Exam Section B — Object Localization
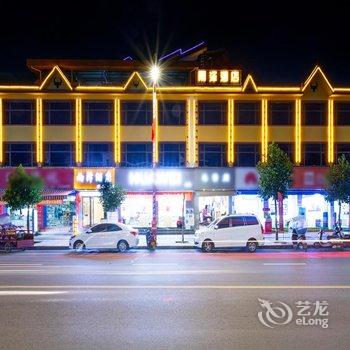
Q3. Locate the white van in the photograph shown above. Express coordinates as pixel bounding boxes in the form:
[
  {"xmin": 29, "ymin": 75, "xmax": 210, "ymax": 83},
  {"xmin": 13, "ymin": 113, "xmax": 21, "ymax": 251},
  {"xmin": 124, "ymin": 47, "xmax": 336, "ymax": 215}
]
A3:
[{"xmin": 194, "ymin": 214, "xmax": 264, "ymax": 252}]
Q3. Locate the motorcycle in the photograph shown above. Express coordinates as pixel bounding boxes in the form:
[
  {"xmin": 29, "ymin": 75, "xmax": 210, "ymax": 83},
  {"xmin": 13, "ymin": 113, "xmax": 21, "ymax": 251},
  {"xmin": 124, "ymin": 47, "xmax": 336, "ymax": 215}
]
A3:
[
  {"xmin": 313, "ymin": 227, "xmax": 344, "ymax": 249},
  {"xmin": 291, "ymin": 227, "xmax": 308, "ymax": 251}
]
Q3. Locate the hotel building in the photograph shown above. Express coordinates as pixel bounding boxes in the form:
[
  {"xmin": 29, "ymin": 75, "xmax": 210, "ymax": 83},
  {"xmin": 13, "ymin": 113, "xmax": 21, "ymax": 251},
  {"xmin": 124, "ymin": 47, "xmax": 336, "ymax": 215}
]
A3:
[{"xmin": 0, "ymin": 43, "xmax": 349, "ymax": 231}]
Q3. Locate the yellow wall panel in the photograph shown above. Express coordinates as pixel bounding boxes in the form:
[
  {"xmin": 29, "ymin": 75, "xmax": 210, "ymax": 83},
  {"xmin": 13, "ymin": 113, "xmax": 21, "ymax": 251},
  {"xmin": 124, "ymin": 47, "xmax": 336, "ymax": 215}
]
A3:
[
  {"xmin": 198, "ymin": 126, "xmax": 227, "ymax": 142},
  {"xmin": 3, "ymin": 126, "xmax": 35, "ymax": 141},
  {"xmin": 121, "ymin": 126, "xmax": 152, "ymax": 142},
  {"xmin": 269, "ymin": 127, "xmax": 294, "ymax": 142},
  {"xmin": 302, "ymin": 126, "xmax": 327, "ymax": 142},
  {"xmin": 82, "ymin": 126, "xmax": 114, "ymax": 142},
  {"xmin": 235, "ymin": 126, "xmax": 260, "ymax": 142},
  {"xmin": 43, "ymin": 126, "xmax": 75, "ymax": 142},
  {"xmin": 158, "ymin": 126, "xmax": 186, "ymax": 142},
  {"xmin": 334, "ymin": 127, "xmax": 350, "ymax": 142}
]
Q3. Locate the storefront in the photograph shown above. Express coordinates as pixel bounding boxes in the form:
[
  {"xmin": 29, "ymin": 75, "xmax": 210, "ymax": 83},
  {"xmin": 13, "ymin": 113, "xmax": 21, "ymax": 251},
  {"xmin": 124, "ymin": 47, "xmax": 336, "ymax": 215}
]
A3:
[
  {"xmin": 117, "ymin": 168, "xmax": 235, "ymax": 230},
  {"xmin": 234, "ymin": 166, "xmax": 335, "ymax": 229},
  {"xmin": 0, "ymin": 168, "xmax": 75, "ymax": 233},
  {"xmin": 74, "ymin": 168, "xmax": 115, "ymax": 228}
]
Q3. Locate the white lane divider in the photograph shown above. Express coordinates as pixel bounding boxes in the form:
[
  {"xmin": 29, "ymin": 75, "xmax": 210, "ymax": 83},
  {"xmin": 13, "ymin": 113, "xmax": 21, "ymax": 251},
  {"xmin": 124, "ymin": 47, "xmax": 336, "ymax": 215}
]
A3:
[
  {"xmin": 263, "ymin": 263, "xmax": 307, "ymax": 266},
  {"xmin": 0, "ymin": 291, "xmax": 67, "ymax": 296}
]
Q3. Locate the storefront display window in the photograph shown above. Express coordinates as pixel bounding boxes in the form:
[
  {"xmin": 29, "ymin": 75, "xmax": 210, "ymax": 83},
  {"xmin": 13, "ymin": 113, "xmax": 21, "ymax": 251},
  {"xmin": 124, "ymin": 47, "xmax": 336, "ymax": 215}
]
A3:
[
  {"xmin": 45, "ymin": 203, "xmax": 75, "ymax": 228},
  {"xmin": 121, "ymin": 194, "xmax": 152, "ymax": 228},
  {"xmin": 199, "ymin": 196, "xmax": 229, "ymax": 224},
  {"xmin": 82, "ymin": 196, "xmax": 104, "ymax": 227}
]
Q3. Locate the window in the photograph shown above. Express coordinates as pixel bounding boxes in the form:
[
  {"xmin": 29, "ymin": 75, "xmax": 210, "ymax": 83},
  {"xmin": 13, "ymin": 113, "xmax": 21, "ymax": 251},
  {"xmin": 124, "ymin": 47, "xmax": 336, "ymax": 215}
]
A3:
[
  {"xmin": 198, "ymin": 101, "xmax": 227, "ymax": 124},
  {"xmin": 231, "ymin": 216, "xmax": 245, "ymax": 227},
  {"xmin": 4, "ymin": 101, "xmax": 34, "ymax": 124},
  {"xmin": 44, "ymin": 101, "xmax": 74, "ymax": 124},
  {"xmin": 159, "ymin": 143, "xmax": 185, "ymax": 167},
  {"xmin": 275, "ymin": 143, "xmax": 293, "ymax": 161},
  {"xmin": 106, "ymin": 224, "xmax": 122, "ymax": 232},
  {"xmin": 336, "ymin": 143, "xmax": 350, "ymax": 162},
  {"xmin": 235, "ymin": 143, "xmax": 260, "ymax": 166},
  {"xmin": 4, "ymin": 143, "xmax": 35, "ymax": 166},
  {"xmin": 335, "ymin": 102, "xmax": 350, "ymax": 125},
  {"xmin": 121, "ymin": 143, "xmax": 152, "ymax": 167},
  {"xmin": 302, "ymin": 102, "xmax": 326, "ymax": 125},
  {"xmin": 44, "ymin": 143, "xmax": 74, "ymax": 166},
  {"xmin": 217, "ymin": 217, "xmax": 230, "ymax": 229},
  {"xmin": 159, "ymin": 101, "xmax": 185, "ymax": 125},
  {"xmin": 303, "ymin": 143, "xmax": 326, "ymax": 166},
  {"xmin": 199, "ymin": 143, "xmax": 227, "ymax": 167},
  {"xmin": 91, "ymin": 224, "xmax": 108, "ymax": 233},
  {"xmin": 83, "ymin": 143, "xmax": 113, "ymax": 167},
  {"xmin": 269, "ymin": 102, "xmax": 293, "ymax": 125},
  {"xmin": 121, "ymin": 101, "xmax": 152, "ymax": 125},
  {"xmin": 83, "ymin": 101, "xmax": 113, "ymax": 125},
  {"xmin": 244, "ymin": 216, "xmax": 259, "ymax": 226},
  {"xmin": 235, "ymin": 101, "xmax": 260, "ymax": 125}
]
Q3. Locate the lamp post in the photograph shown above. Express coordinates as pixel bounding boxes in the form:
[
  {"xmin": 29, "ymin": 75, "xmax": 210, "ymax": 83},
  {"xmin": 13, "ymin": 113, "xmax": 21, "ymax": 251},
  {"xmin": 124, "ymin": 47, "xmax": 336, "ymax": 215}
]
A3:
[{"xmin": 149, "ymin": 65, "xmax": 160, "ymax": 249}]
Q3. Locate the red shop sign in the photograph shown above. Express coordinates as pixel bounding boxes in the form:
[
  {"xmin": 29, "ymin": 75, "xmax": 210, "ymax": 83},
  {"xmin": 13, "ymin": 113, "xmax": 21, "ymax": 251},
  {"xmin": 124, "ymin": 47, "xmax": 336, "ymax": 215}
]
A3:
[
  {"xmin": 0, "ymin": 168, "xmax": 74, "ymax": 190},
  {"xmin": 292, "ymin": 167, "xmax": 328, "ymax": 189}
]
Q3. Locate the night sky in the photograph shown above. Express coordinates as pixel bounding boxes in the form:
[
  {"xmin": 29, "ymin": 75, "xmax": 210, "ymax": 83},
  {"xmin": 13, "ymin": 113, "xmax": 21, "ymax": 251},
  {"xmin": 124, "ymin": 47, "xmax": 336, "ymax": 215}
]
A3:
[{"xmin": 1, "ymin": 0, "xmax": 349, "ymax": 84}]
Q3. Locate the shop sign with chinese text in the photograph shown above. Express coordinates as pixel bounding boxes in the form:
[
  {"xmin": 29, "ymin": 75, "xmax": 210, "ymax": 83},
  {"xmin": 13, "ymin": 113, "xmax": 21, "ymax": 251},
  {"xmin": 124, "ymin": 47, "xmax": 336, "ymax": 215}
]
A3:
[{"xmin": 74, "ymin": 168, "xmax": 115, "ymax": 190}]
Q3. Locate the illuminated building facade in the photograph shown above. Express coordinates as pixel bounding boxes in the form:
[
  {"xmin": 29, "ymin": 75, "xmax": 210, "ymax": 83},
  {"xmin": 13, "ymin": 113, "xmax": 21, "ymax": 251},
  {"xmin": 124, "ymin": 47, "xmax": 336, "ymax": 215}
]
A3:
[{"xmin": 0, "ymin": 43, "xmax": 349, "ymax": 230}]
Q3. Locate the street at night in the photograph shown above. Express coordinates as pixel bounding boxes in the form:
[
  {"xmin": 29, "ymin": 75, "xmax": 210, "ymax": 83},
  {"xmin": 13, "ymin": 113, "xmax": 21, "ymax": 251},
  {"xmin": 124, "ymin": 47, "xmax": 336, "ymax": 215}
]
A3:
[{"xmin": 0, "ymin": 249, "xmax": 350, "ymax": 350}]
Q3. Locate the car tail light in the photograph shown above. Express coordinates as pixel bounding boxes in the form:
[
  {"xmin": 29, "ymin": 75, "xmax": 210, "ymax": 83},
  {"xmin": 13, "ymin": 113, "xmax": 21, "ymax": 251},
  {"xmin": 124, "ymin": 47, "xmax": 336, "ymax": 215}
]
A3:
[{"xmin": 130, "ymin": 230, "xmax": 138, "ymax": 236}]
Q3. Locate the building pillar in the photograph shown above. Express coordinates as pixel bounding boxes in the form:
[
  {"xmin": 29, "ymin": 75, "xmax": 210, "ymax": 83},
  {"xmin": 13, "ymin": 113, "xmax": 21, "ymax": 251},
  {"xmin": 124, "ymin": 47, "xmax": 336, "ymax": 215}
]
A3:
[
  {"xmin": 114, "ymin": 98, "xmax": 121, "ymax": 165},
  {"xmin": 328, "ymin": 99, "xmax": 334, "ymax": 164},
  {"xmin": 227, "ymin": 99, "xmax": 234, "ymax": 166},
  {"xmin": 261, "ymin": 99, "xmax": 268, "ymax": 162},
  {"xmin": 75, "ymin": 98, "xmax": 82, "ymax": 166},
  {"xmin": 186, "ymin": 97, "xmax": 198, "ymax": 167},
  {"xmin": 36, "ymin": 98, "xmax": 43, "ymax": 166},
  {"xmin": 295, "ymin": 99, "xmax": 301, "ymax": 164},
  {"xmin": 0, "ymin": 98, "xmax": 3, "ymax": 165}
]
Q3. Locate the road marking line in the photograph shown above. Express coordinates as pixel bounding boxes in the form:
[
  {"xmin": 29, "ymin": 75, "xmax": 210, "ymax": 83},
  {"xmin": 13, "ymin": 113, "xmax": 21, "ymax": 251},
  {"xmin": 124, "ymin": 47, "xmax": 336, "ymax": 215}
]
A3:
[
  {"xmin": 263, "ymin": 263, "xmax": 307, "ymax": 266},
  {"xmin": 132, "ymin": 263, "xmax": 179, "ymax": 266},
  {"xmin": 0, "ymin": 291, "xmax": 67, "ymax": 296},
  {"xmin": 0, "ymin": 285, "xmax": 350, "ymax": 289}
]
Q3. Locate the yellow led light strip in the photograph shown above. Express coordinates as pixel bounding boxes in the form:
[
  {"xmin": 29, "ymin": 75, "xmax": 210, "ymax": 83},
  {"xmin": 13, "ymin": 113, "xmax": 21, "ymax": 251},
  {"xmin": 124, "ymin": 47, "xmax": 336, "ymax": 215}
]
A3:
[
  {"xmin": 302, "ymin": 66, "xmax": 333, "ymax": 93},
  {"xmin": 193, "ymin": 98, "xmax": 198, "ymax": 166},
  {"xmin": 36, "ymin": 98, "xmax": 43, "ymax": 163},
  {"xmin": 0, "ymin": 99, "xmax": 2, "ymax": 163},
  {"xmin": 75, "ymin": 98, "xmax": 82, "ymax": 164},
  {"xmin": 295, "ymin": 99, "xmax": 301, "ymax": 164},
  {"xmin": 261, "ymin": 99, "xmax": 268, "ymax": 162},
  {"xmin": 242, "ymin": 74, "xmax": 258, "ymax": 93},
  {"xmin": 124, "ymin": 71, "xmax": 148, "ymax": 91},
  {"xmin": 227, "ymin": 99, "xmax": 234, "ymax": 164},
  {"xmin": 114, "ymin": 98, "xmax": 121, "ymax": 164},
  {"xmin": 39, "ymin": 65, "xmax": 73, "ymax": 91},
  {"xmin": 328, "ymin": 99, "xmax": 334, "ymax": 163}
]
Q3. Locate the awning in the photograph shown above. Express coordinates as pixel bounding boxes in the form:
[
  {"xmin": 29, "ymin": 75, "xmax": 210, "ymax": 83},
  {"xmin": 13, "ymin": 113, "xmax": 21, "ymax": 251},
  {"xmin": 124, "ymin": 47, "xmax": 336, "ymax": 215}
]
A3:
[{"xmin": 0, "ymin": 189, "xmax": 73, "ymax": 205}]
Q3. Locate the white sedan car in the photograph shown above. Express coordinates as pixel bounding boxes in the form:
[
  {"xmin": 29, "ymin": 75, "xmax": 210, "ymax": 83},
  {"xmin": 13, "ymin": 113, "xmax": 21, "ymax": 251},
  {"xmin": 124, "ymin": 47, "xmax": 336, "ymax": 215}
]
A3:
[{"xmin": 69, "ymin": 222, "xmax": 139, "ymax": 252}]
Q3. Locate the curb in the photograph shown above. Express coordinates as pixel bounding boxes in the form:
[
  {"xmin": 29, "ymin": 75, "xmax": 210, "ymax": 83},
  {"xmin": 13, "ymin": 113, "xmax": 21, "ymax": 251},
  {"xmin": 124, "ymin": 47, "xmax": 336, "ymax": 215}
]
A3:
[{"xmin": 31, "ymin": 244, "xmax": 294, "ymax": 250}]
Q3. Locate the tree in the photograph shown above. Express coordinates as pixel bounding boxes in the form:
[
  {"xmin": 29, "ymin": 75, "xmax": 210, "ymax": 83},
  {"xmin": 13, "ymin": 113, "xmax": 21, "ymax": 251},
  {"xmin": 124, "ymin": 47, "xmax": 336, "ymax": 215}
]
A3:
[
  {"xmin": 3, "ymin": 166, "xmax": 43, "ymax": 234},
  {"xmin": 257, "ymin": 143, "xmax": 293, "ymax": 240},
  {"xmin": 98, "ymin": 180, "xmax": 126, "ymax": 219},
  {"xmin": 325, "ymin": 154, "xmax": 350, "ymax": 227}
]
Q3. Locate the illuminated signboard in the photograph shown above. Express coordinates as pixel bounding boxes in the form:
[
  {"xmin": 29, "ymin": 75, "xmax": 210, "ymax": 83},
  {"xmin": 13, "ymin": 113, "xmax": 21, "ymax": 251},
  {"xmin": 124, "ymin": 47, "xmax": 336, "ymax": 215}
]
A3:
[
  {"xmin": 74, "ymin": 168, "xmax": 115, "ymax": 190},
  {"xmin": 196, "ymin": 69, "xmax": 241, "ymax": 85},
  {"xmin": 116, "ymin": 169, "xmax": 234, "ymax": 191}
]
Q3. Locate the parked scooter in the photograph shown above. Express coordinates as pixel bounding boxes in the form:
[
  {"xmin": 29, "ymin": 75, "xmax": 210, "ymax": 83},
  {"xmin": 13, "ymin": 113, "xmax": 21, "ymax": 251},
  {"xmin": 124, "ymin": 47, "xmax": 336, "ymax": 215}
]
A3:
[
  {"xmin": 291, "ymin": 227, "xmax": 308, "ymax": 251},
  {"xmin": 313, "ymin": 227, "xmax": 344, "ymax": 249}
]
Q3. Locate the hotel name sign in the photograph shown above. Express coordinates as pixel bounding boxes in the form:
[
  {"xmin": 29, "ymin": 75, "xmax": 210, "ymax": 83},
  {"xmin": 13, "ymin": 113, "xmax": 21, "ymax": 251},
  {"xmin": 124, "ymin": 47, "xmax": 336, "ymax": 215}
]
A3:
[{"xmin": 196, "ymin": 69, "xmax": 241, "ymax": 85}]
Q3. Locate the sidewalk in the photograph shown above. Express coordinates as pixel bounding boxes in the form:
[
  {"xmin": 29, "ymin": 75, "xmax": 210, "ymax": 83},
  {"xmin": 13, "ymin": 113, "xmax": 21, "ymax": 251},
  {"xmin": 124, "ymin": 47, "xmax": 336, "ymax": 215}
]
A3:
[{"xmin": 34, "ymin": 230, "xmax": 321, "ymax": 249}]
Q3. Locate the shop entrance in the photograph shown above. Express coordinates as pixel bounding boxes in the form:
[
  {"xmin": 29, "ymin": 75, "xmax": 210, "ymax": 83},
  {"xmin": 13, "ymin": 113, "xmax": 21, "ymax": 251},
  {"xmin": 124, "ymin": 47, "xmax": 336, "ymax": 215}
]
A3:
[{"xmin": 82, "ymin": 196, "xmax": 104, "ymax": 227}]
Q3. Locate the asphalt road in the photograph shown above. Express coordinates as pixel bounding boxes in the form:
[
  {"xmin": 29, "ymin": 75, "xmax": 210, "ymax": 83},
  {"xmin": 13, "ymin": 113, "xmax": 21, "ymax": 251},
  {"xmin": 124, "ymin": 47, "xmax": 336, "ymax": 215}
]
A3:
[{"xmin": 0, "ymin": 248, "xmax": 350, "ymax": 350}]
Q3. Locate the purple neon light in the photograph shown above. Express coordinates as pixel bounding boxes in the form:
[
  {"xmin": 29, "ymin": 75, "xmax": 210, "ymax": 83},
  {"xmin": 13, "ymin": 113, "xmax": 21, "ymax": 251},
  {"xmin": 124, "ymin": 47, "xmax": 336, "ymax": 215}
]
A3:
[
  {"xmin": 159, "ymin": 41, "xmax": 206, "ymax": 61},
  {"xmin": 123, "ymin": 56, "xmax": 133, "ymax": 61}
]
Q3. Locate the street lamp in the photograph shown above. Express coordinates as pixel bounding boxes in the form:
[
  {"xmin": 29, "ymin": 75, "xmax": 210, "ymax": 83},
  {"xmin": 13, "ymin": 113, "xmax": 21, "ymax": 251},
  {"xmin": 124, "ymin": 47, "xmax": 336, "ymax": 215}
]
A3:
[{"xmin": 149, "ymin": 64, "xmax": 160, "ymax": 249}]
